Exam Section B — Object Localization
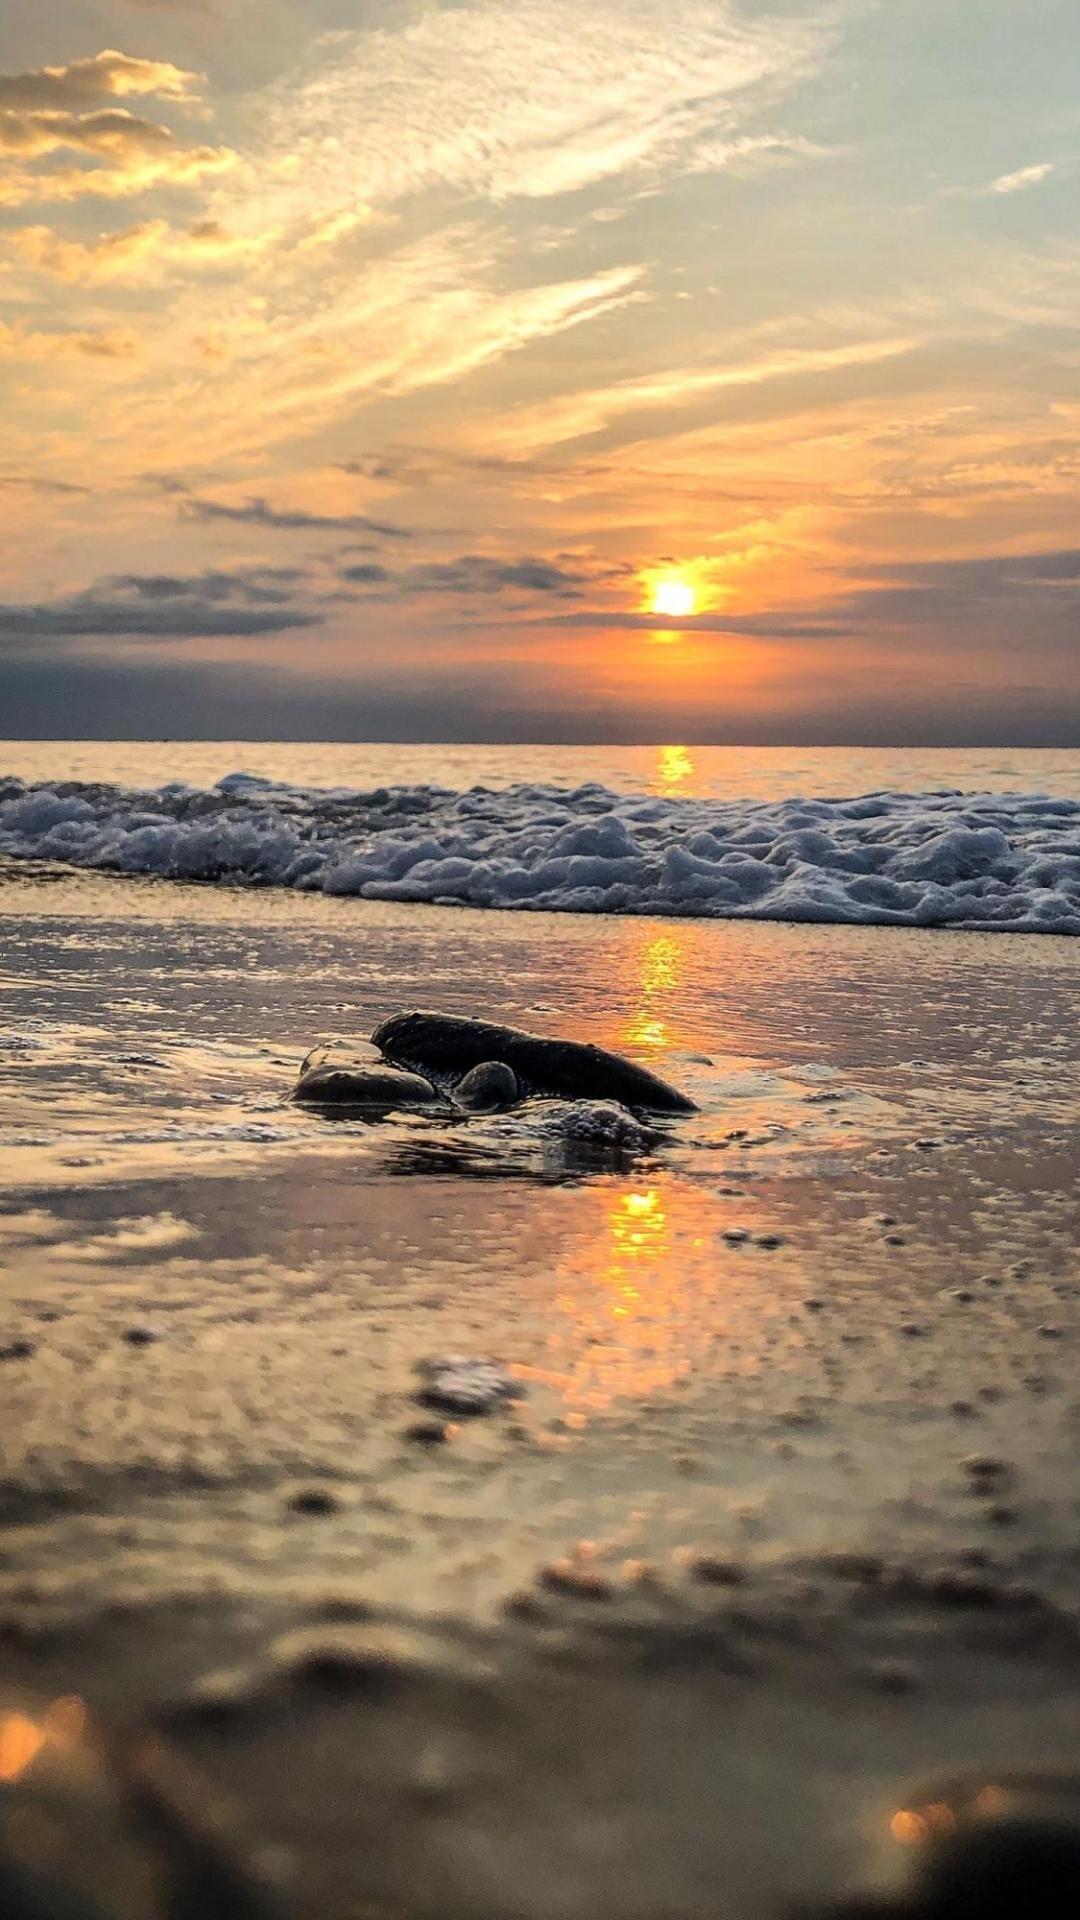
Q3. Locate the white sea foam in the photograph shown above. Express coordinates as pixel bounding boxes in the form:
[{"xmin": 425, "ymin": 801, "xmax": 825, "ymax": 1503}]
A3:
[{"xmin": 0, "ymin": 771, "xmax": 1077, "ymax": 933}]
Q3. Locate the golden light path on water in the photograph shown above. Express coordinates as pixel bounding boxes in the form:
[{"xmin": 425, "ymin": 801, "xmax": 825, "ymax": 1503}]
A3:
[{"xmin": 522, "ymin": 821, "xmax": 788, "ymax": 1415}]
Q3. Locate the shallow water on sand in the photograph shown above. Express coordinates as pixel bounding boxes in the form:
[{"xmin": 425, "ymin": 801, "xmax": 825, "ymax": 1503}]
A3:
[{"xmin": 0, "ymin": 863, "xmax": 1078, "ymax": 1918}]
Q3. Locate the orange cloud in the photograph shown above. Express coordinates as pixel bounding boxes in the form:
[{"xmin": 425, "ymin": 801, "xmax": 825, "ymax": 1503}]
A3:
[
  {"xmin": 0, "ymin": 209, "xmax": 374, "ymax": 284},
  {"xmin": 0, "ymin": 142, "xmax": 236, "ymax": 207},
  {"xmin": 0, "ymin": 50, "xmax": 199, "ymax": 109},
  {"xmin": 0, "ymin": 320, "xmax": 140, "ymax": 361},
  {"xmin": 0, "ymin": 106, "xmax": 176, "ymax": 158}
]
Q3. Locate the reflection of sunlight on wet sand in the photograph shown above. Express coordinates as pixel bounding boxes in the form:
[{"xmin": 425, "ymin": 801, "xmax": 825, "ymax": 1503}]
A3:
[
  {"xmin": 0, "ymin": 1697, "xmax": 87, "ymax": 1782},
  {"xmin": 522, "ymin": 1172, "xmax": 801, "ymax": 1415},
  {"xmin": 543, "ymin": 1184, "xmax": 688, "ymax": 1410},
  {"xmin": 528, "ymin": 1181, "xmax": 769, "ymax": 1414},
  {"xmin": 624, "ymin": 929, "xmax": 685, "ymax": 1054}
]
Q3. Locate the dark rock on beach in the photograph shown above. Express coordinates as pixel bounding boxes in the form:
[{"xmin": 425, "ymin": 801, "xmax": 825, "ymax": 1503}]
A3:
[
  {"xmin": 454, "ymin": 1059, "xmax": 520, "ymax": 1110},
  {"xmin": 373, "ymin": 1009, "xmax": 697, "ymax": 1112},
  {"xmin": 293, "ymin": 1061, "xmax": 442, "ymax": 1109}
]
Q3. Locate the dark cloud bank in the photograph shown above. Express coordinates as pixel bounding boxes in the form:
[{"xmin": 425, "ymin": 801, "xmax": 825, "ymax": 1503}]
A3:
[{"xmin": 1, "ymin": 549, "xmax": 1076, "ymax": 744}]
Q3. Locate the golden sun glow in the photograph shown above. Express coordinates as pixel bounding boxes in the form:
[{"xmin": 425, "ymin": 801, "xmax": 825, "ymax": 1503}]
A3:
[{"xmin": 650, "ymin": 575, "xmax": 697, "ymax": 618}]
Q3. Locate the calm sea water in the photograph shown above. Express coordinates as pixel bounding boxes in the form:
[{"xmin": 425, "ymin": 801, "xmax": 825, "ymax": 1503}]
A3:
[{"xmin": 2, "ymin": 741, "xmax": 1077, "ymax": 802}]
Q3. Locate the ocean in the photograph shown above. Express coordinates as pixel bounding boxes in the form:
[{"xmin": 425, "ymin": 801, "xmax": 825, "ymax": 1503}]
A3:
[
  {"xmin": 0, "ymin": 741, "xmax": 1077, "ymax": 1920},
  {"xmin": 2, "ymin": 742, "xmax": 1078, "ymax": 933}
]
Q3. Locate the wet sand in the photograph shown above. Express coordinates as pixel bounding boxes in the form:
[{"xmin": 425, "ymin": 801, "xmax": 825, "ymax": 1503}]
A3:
[{"xmin": 1, "ymin": 864, "xmax": 1078, "ymax": 1916}]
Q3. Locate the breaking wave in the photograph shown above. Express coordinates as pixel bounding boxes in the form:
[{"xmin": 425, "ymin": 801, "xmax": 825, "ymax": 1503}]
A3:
[{"xmin": 1, "ymin": 771, "xmax": 1077, "ymax": 933}]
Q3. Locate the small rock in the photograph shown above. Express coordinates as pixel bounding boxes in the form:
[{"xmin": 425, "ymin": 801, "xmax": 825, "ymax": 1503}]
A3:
[
  {"xmin": 404, "ymin": 1420, "xmax": 449, "ymax": 1447},
  {"xmin": 0, "ymin": 1338, "xmax": 35, "ymax": 1362},
  {"xmin": 803, "ymin": 1297, "xmax": 826, "ymax": 1311},
  {"xmin": 689, "ymin": 1555, "xmax": 746, "ymax": 1588},
  {"xmin": 415, "ymin": 1354, "xmax": 523, "ymax": 1416},
  {"xmin": 274, "ymin": 1623, "xmax": 427, "ymax": 1691},
  {"xmin": 123, "ymin": 1324, "xmax": 161, "ymax": 1347},
  {"xmin": 288, "ymin": 1487, "xmax": 340, "ymax": 1516},
  {"xmin": 503, "ymin": 1589, "xmax": 548, "ymax": 1622},
  {"xmin": 962, "ymin": 1454, "xmax": 1010, "ymax": 1481},
  {"xmin": 755, "ymin": 1233, "xmax": 785, "ymax": 1250},
  {"xmin": 1038, "ymin": 1325, "xmax": 1064, "ymax": 1339},
  {"xmin": 884, "ymin": 1233, "xmax": 907, "ymax": 1247},
  {"xmin": 721, "ymin": 1228, "xmax": 750, "ymax": 1245},
  {"xmin": 538, "ymin": 1557, "xmax": 614, "ymax": 1601},
  {"xmin": 900, "ymin": 1322, "xmax": 927, "ymax": 1337},
  {"xmin": 454, "ymin": 1060, "xmax": 519, "ymax": 1111},
  {"xmin": 164, "ymin": 1665, "xmax": 260, "ymax": 1726},
  {"xmin": 294, "ymin": 1062, "xmax": 441, "ymax": 1109},
  {"xmin": 911, "ymin": 1816, "xmax": 1080, "ymax": 1914},
  {"xmin": 866, "ymin": 1659, "xmax": 918, "ymax": 1695},
  {"xmin": 931, "ymin": 1571, "xmax": 1001, "ymax": 1609}
]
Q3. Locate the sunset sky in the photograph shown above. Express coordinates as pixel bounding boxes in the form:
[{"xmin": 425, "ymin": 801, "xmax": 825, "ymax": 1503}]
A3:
[{"xmin": 1, "ymin": 0, "xmax": 1077, "ymax": 742}]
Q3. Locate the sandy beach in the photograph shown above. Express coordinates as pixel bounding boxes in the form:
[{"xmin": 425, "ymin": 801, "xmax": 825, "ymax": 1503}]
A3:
[{"xmin": 1, "ymin": 824, "xmax": 1077, "ymax": 1916}]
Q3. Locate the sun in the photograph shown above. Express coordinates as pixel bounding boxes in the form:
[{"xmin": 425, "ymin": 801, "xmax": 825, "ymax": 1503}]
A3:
[{"xmin": 650, "ymin": 574, "xmax": 696, "ymax": 618}]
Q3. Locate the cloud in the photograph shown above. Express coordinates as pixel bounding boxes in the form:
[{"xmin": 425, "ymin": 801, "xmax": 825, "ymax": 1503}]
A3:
[
  {"xmin": 340, "ymin": 550, "xmax": 633, "ymax": 599},
  {"xmin": 0, "ymin": 320, "xmax": 140, "ymax": 361},
  {"xmin": 0, "ymin": 56, "xmax": 231, "ymax": 207},
  {"xmin": 469, "ymin": 332, "xmax": 922, "ymax": 455},
  {"xmin": 0, "ymin": 570, "xmax": 321, "ymax": 644},
  {"xmin": 0, "ymin": 106, "xmax": 177, "ymax": 159},
  {"xmin": 0, "ymin": 141, "xmax": 236, "ymax": 207},
  {"xmin": 119, "ymin": 0, "xmax": 216, "ymax": 11},
  {"xmin": 536, "ymin": 548, "xmax": 1080, "ymax": 643},
  {"xmin": 107, "ymin": 231, "xmax": 644, "ymax": 464},
  {"xmin": 257, "ymin": 0, "xmax": 831, "ymax": 216},
  {"xmin": 988, "ymin": 162, "xmax": 1055, "ymax": 197},
  {"xmin": 688, "ymin": 132, "xmax": 841, "ymax": 176},
  {"xmin": 946, "ymin": 162, "xmax": 1056, "ymax": 201},
  {"xmin": 846, "ymin": 549, "xmax": 1080, "ymax": 610},
  {"xmin": 181, "ymin": 493, "xmax": 413, "ymax": 538},
  {"xmin": 0, "ymin": 474, "xmax": 89, "ymax": 495},
  {"xmin": 0, "ymin": 211, "xmax": 370, "ymax": 284},
  {"xmin": 0, "ymin": 51, "xmax": 199, "ymax": 110}
]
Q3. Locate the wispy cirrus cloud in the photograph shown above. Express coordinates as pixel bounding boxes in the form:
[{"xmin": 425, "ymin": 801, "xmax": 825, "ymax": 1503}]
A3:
[
  {"xmin": 0, "ymin": 320, "xmax": 140, "ymax": 360},
  {"xmin": 945, "ymin": 161, "xmax": 1056, "ymax": 200},
  {"xmin": 0, "ymin": 209, "xmax": 372, "ymax": 284},
  {"xmin": 255, "ymin": 0, "xmax": 834, "ymax": 216},
  {"xmin": 464, "ymin": 332, "xmax": 923, "ymax": 455}
]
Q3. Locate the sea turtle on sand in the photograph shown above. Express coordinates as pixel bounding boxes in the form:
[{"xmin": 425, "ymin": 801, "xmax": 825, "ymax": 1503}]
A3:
[{"xmin": 372, "ymin": 1010, "xmax": 697, "ymax": 1113}]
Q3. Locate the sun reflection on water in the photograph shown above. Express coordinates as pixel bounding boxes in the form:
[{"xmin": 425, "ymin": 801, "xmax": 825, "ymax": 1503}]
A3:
[{"xmin": 655, "ymin": 743, "xmax": 695, "ymax": 792}]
